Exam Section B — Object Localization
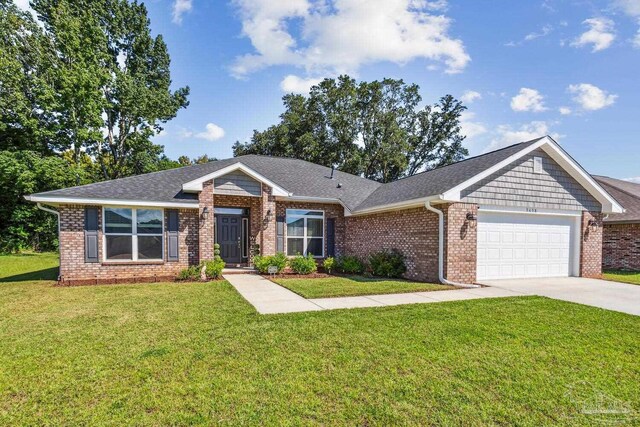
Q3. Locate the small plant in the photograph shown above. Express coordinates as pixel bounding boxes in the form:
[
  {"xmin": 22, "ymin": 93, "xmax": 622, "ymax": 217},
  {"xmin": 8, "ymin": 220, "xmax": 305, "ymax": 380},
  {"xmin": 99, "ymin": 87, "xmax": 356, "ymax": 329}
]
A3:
[
  {"xmin": 289, "ymin": 253, "xmax": 318, "ymax": 275},
  {"xmin": 177, "ymin": 265, "xmax": 200, "ymax": 281},
  {"xmin": 369, "ymin": 249, "xmax": 406, "ymax": 278},
  {"xmin": 335, "ymin": 255, "xmax": 365, "ymax": 274},
  {"xmin": 201, "ymin": 258, "xmax": 225, "ymax": 280},
  {"xmin": 323, "ymin": 257, "xmax": 335, "ymax": 274},
  {"xmin": 253, "ymin": 252, "xmax": 288, "ymax": 274}
]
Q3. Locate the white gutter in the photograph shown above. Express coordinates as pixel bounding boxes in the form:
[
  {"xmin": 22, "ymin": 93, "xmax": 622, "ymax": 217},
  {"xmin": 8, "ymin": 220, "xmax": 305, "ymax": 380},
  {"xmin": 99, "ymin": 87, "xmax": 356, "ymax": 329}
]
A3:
[{"xmin": 425, "ymin": 198, "xmax": 480, "ymax": 289}]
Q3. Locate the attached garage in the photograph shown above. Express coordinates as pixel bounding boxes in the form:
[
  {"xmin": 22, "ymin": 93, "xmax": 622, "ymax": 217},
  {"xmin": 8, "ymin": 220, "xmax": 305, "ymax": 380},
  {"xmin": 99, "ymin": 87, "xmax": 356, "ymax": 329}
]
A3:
[{"xmin": 477, "ymin": 211, "xmax": 581, "ymax": 280}]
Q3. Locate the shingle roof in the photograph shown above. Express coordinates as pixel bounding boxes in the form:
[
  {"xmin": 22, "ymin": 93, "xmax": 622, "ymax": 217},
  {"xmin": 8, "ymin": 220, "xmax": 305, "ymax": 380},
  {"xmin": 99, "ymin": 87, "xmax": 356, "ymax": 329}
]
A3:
[
  {"xmin": 30, "ymin": 138, "xmax": 549, "ymax": 212},
  {"xmin": 31, "ymin": 155, "xmax": 382, "ymax": 211},
  {"xmin": 593, "ymin": 176, "xmax": 640, "ymax": 223},
  {"xmin": 352, "ymin": 138, "xmax": 544, "ymax": 212}
]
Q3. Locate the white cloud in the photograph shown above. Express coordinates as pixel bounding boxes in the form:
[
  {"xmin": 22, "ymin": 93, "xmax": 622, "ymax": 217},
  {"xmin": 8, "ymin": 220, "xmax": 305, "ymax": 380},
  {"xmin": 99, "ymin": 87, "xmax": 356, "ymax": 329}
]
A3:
[
  {"xmin": 156, "ymin": 129, "xmax": 168, "ymax": 137},
  {"xmin": 485, "ymin": 121, "xmax": 560, "ymax": 152},
  {"xmin": 510, "ymin": 88, "xmax": 547, "ymax": 112},
  {"xmin": 195, "ymin": 123, "xmax": 225, "ymax": 141},
  {"xmin": 460, "ymin": 112, "xmax": 487, "ymax": 140},
  {"xmin": 230, "ymin": 0, "xmax": 470, "ymax": 78},
  {"xmin": 614, "ymin": 0, "xmax": 640, "ymax": 17},
  {"xmin": 634, "ymin": 31, "xmax": 640, "ymax": 48},
  {"xmin": 559, "ymin": 106, "xmax": 572, "ymax": 115},
  {"xmin": 460, "ymin": 90, "xmax": 481, "ymax": 104},
  {"xmin": 505, "ymin": 24, "xmax": 552, "ymax": 46},
  {"xmin": 624, "ymin": 177, "xmax": 640, "ymax": 184},
  {"xmin": 571, "ymin": 17, "xmax": 616, "ymax": 52},
  {"xmin": 280, "ymin": 75, "xmax": 323, "ymax": 94},
  {"xmin": 172, "ymin": 0, "xmax": 192, "ymax": 24},
  {"xmin": 568, "ymin": 83, "xmax": 617, "ymax": 111}
]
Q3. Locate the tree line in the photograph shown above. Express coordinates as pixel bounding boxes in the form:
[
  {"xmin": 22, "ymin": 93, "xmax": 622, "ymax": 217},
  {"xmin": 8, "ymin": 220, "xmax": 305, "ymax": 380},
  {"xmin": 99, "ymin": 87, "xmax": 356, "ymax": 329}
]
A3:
[{"xmin": 0, "ymin": 0, "xmax": 468, "ymax": 253}]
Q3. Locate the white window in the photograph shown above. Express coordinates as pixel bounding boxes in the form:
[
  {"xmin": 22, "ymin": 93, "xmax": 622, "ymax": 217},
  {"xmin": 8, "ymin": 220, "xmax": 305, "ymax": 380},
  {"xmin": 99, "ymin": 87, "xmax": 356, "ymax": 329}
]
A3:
[
  {"xmin": 286, "ymin": 209, "xmax": 324, "ymax": 257},
  {"xmin": 103, "ymin": 208, "xmax": 164, "ymax": 261}
]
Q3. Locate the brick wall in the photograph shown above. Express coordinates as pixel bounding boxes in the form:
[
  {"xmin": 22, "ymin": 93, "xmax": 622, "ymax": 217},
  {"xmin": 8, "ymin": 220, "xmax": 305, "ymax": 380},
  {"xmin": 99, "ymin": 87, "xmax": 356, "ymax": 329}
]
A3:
[
  {"xmin": 198, "ymin": 180, "xmax": 215, "ymax": 260},
  {"xmin": 58, "ymin": 205, "xmax": 198, "ymax": 285},
  {"xmin": 602, "ymin": 223, "xmax": 640, "ymax": 271},
  {"xmin": 276, "ymin": 201, "xmax": 346, "ymax": 258},
  {"xmin": 261, "ymin": 184, "xmax": 277, "ymax": 255},
  {"xmin": 442, "ymin": 203, "xmax": 478, "ymax": 284},
  {"xmin": 344, "ymin": 207, "xmax": 440, "ymax": 282},
  {"xmin": 580, "ymin": 211, "xmax": 604, "ymax": 278}
]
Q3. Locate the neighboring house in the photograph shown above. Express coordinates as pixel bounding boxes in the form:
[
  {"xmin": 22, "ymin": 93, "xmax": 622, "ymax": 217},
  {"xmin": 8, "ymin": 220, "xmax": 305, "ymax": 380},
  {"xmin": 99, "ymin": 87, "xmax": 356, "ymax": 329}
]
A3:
[
  {"xmin": 26, "ymin": 136, "xmax": 623, "ymax": 285},
  {"xmin": 593, "ymin": 176, "xmax": 640, "ymax": 271}
]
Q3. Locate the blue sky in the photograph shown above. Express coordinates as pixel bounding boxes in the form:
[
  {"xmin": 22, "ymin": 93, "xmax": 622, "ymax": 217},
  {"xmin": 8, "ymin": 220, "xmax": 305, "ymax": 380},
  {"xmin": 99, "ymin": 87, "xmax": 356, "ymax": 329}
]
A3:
[{"xmin": 17, "ymin": 0, "xmax": 640, "ymax": 181}]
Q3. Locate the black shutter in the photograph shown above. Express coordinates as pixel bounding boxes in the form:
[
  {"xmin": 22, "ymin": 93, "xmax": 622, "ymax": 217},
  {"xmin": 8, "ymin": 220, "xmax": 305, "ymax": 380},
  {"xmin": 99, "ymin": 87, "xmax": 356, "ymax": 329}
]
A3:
[
  {"xmin": 276, "ymin": 215, "xmax": 285, "ymax": 253},
  {"xmin": 167, "ymin": 210, "xmax": 179, "ymax": 262},
  {"xmin": 326, "ymin": 218, "xmax": 335, "ymax": 257},
  {"xmin": 84, "ymin": 207, "xmax": 99, "ymax": 263}
]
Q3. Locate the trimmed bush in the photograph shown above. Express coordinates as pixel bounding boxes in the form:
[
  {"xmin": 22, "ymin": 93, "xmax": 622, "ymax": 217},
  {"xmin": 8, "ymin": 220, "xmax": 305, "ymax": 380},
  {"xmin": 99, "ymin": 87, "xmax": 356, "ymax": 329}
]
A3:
[
  {"xmin": 289, "ymin": 254, "xmax": 318, "ymax": 275},
  {"xmin": 177, "ymin": 265, "xmax": 200, "ymax": 281},
  {"xmin": 253, "ymin": 252, "xmax": 288, "ymax": 274},
  {"xmin": 202, "ymin": 258, "xmax": 225, "ymax": 280},
  {"xmin": 335, "ymin": 255, "xmax": 365, "ymax": 274},
  {"xmin": 323, "ymin": 257, "xmax": 335, "ymax": 274},
  {"xmin": 369, "ymin": 249, "xmax": 406, "ymax": 278}
]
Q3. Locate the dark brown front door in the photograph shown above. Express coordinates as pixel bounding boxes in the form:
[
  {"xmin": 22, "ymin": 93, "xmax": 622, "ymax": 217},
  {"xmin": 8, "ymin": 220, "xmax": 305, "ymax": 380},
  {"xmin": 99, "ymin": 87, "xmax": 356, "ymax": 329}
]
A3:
[{"xmin": 216, "ymin": 214, "xmax": 241, "ymax": 263}]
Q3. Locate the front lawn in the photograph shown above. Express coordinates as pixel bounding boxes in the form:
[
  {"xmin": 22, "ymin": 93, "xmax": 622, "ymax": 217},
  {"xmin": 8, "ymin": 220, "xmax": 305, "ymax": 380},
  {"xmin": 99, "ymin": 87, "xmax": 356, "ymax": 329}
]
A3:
[
  {"xmin": 1, "ymin": 254, "xmax": 639, "ymax": 425},
  {"xmin": 603, "ymin": 270, "xmax": 640, "ymax": 285},
  {"xmin": 272, "ymin": 275, "xmax": 455, "ymax": 298}
]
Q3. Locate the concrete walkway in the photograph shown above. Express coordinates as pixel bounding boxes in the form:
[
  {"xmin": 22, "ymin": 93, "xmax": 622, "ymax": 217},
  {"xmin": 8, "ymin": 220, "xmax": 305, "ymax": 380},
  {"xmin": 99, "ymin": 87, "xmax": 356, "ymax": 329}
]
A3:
[
  {"xmin": 482, "ymin": 277, "xmax": 640, "ymax": 316},
  {"xmin": 224, "ymin": 273, "xmax": 522, "ymax": 314},
  {"xmin": 223, "ymin": 274, "xmax": 324, "ymax": 314}
]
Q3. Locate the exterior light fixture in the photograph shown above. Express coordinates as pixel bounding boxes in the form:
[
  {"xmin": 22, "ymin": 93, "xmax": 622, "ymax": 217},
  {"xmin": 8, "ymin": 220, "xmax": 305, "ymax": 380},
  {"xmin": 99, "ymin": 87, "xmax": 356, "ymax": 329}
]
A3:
[
  {"xmin": 588, "ymin": 219, "xmax": 599, "ymax": 230},
  {"xmin": 202, "ymin": 207, "xmax": 210, "ymax": 220},
  {"xmin": 466, "ymin": 212, "xmax": 477, "ymax": 221}
]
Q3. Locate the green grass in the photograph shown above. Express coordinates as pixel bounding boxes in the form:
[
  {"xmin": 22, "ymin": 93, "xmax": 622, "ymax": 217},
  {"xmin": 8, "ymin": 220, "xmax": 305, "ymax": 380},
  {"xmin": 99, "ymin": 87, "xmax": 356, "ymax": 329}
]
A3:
[
  {"xmin": 1, "ymin": 255, "xmax": 639, "ymax": 425},
  {"xmin": 0, "ymin": 252, "xmax": 59, "ymax": 282},
  {"xmin": 273, "ymin": 275, "xmax": 455, "ymax": 298},
  {"xmin": 603, "ymin": 270, "xmax": 640, "ymax": 285}
]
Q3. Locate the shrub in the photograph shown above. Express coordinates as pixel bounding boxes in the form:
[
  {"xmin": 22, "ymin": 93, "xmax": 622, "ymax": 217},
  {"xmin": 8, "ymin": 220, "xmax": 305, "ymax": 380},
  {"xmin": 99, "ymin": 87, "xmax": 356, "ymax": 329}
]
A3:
[
  {"xmin": 335, "ymin": 255, "xmax": 365, "ymax": 274},
  {"xmin": 289, "ymin": 254, "xmax": 318, "ymax": 275},
  {"xmin": 202, "ymin": 258, "xmax": 225, "ymax": 280},
  {"xmin": 323, "ymin": 257, "xmax": 335, "ymax": 274},
  {"xmin": 177, "ymin": 265, "xmax": 200, "ymax": 281},
  {"xmin": 369, "ymin": 249, "xmax": 406, "ymax": 278},
  {"xmin": 253, "ymin": 252, "xmax": 288, "ymax": 274}
]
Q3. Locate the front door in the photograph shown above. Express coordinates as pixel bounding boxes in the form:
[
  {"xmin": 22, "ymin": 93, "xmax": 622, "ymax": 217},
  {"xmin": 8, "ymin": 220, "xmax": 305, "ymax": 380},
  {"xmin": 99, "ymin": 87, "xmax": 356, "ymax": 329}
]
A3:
[{"xmin": 216, "ymin": 214, "xmax": 242, "ymax": 263}]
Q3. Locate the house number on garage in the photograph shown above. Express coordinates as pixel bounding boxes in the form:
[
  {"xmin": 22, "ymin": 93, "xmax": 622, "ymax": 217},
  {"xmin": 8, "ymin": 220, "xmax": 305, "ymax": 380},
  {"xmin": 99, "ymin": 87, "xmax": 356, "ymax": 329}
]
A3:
[{"xmin": 526, "ymin": 208, "xmax": 538, "ymax": 213}]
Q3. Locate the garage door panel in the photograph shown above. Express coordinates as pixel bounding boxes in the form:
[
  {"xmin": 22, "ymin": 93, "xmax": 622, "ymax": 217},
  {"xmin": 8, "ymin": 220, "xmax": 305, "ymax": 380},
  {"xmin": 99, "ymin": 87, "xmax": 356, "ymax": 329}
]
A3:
[{"xmin": 477, "ymin": 212, "xmax": 575, "ymax": 280}]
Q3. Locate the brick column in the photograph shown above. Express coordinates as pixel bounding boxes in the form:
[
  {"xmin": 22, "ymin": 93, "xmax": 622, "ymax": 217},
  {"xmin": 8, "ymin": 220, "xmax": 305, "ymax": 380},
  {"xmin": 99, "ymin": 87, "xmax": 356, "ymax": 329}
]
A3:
[
  {"xmin": 580, "ymin": 211, "xmax": 604, "ymax": 278},
  {"xmin": 442, "ymin": 203, "xmax": 478, "ymax": 284},
  {"xmin": 198, "ymin": 180, "xmax": 214, "ymax": 261},
  {"xmin": 261, "ymin": 184, "xmax": 277, "ymax": 255}
]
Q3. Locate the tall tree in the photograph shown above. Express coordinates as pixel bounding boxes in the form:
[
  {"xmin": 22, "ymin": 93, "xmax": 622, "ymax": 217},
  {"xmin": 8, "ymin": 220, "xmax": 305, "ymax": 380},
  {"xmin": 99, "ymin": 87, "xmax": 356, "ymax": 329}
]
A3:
[
  {"xmin": 234, "ymin": 76, "xmax": 468, "ymax": 183},
  {"xmin": 0, "ymin": 0, "xmax": 58, "ymax": 153},
  {"xmin": 32, "ymin": 0, "xmax": 189, "ymax": 178}
]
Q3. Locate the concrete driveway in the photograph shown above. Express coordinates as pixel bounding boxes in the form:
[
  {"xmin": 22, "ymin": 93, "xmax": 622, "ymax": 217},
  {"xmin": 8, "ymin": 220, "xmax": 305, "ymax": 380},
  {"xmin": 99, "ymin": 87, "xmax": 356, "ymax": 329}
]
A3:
[{"xmin": 481, "ymin": 277, "xmax": 640, "ymax": 316}]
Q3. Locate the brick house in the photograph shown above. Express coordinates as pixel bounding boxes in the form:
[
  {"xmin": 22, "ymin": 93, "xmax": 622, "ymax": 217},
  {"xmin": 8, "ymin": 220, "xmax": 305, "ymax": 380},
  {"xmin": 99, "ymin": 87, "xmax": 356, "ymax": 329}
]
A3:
[
  {"xmin": 593, "ymin": 176, "xmax": 640, "ymax": 271},
  {"xmin": 26, "ymin": 136, "xmax": 623, "ymax": 285}
]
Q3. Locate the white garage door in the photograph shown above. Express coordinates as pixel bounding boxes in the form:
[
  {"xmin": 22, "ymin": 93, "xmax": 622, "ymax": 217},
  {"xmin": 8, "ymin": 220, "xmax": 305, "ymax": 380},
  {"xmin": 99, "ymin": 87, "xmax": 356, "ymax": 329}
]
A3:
[{"xmin": 477, "ymin": 211, "xmax": 577, "ymax": 280}]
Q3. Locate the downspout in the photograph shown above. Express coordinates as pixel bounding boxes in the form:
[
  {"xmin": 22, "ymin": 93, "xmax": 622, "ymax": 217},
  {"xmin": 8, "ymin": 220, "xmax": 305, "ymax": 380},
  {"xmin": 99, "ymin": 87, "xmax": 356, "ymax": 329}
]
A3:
[{"xmin": 425, "ymin": 199, "xmax": 480, "ymax": 288}]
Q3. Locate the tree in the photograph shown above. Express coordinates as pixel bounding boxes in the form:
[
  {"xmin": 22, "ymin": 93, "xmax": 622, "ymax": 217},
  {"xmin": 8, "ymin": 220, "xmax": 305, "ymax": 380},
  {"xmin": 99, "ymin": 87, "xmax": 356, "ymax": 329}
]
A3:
[
  {"xmin": 234, "ymin": 76, "xmax": 468, "ymax": 183},
  {"xmin": 32, "ymin": 0, "xmax": 189, "ymax": 179},
  {"xmin": 0, "ymin": 0, "xmax": 58, "ymax": 153}
]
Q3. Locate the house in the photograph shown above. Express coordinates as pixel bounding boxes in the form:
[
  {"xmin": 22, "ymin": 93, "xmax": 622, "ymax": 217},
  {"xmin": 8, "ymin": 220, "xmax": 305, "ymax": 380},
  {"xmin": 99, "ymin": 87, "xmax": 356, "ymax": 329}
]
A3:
[
  {"xmin": 593, "ymin": 176, "xmax": 640, "ymax": 271},
  {"xmin": 26, "ymin": 136, "xmax": 623, "ymax": 285}
]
